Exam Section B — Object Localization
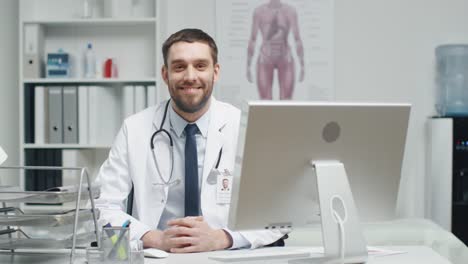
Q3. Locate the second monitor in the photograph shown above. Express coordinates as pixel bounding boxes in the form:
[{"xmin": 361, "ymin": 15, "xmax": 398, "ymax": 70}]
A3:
[{"xmin": 228, "ymin": 101, "xmax": 410, "ymax": 262}]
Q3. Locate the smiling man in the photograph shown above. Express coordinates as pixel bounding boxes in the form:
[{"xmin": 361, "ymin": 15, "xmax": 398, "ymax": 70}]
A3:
[
  {"xmin": 95, "ymin": 28, "xmax": 286, "ymax": 253},
  {"xmin": 163, "ymin": 35, "xmax": 218, "ymax": 122}
]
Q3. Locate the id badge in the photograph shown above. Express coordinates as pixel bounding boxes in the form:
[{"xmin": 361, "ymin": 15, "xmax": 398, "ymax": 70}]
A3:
[{"xmin": 216, "ymin": 172, "xmax": 233, "ymax": 204}]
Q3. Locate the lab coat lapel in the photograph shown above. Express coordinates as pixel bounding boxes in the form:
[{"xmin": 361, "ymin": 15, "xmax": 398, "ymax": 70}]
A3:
[
  {"xmin": 152, "ymin": 99, "xmax": 170, "ymax": 131},
  {"xmin": 202, "ymin": 100, "xmax": 226, "ymax": 183}
]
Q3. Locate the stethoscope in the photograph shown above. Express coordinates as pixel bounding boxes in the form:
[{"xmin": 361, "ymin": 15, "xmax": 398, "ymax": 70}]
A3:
[{"xmin": 150, "ymin": 100, "xmax": 223, "ymax": 187}]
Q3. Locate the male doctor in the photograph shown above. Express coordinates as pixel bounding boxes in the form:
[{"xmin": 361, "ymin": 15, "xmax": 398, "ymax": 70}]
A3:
[{"xmin": 95, "ymin": 28, "xmax": 286, "ymax": 253}]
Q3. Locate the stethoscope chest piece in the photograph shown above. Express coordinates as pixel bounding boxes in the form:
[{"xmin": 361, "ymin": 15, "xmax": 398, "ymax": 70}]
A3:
[{"xmin": 206, "ymin": 168, "xmax": 219, "ymax": 185}]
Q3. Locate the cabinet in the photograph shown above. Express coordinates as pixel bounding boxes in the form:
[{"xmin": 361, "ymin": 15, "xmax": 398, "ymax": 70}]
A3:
[
  {"xmin": 18, "ymin": 0, "xmax": 162, "ymax": 205},
  {"xmin": 426, "ymin": 117, "xmax": 468, "ymax": 246}
]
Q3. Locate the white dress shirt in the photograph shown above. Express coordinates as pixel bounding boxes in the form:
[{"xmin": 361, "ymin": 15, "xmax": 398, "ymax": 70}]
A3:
[{"xmin": 157, "ymin": 104, "xmax": 250, "ymax": 249}]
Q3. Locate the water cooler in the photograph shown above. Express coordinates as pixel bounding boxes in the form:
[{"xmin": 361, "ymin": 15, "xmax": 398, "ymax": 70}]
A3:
[
  {"xmin": 427, "ymin": 117, "xmax": 468, "ymax": 246},
  {"xmin": 426, "ymin": 45, "xmax": 468, "ymax": 246}
]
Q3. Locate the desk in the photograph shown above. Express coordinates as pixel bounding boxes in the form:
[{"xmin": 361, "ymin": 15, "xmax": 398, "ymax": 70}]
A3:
[
  {"xmin": 144, "ymin": 246, "xmax": 451, "ymax": 264},
  {"xmin": 287, "ymin": 219, "xmax": 468, "ymax": 264},
  {"xmin": 0, "ymin": 246, "xmax": 452, "ymax": 263}
]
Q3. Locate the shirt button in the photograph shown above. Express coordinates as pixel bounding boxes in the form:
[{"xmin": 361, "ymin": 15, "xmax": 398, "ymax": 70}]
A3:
[{"xmin": 161, "ymin": 199, "xmax": 165, "ymax": 203}]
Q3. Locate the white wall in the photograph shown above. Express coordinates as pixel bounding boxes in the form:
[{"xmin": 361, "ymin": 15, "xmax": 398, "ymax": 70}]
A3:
[
  {"xmin": 0, "ymin": 0, "xmax": 19, "ymax": 185},
  {"xmin": 160, "ymin": 0, "xmax": 468, "ymax": 218},
  {"xmin": 2, "ymin": 0, "xmax": 466, "ymax": 215},
  {"xmin": 335, "ymin": 0, "xmax": 468, "ymax": 217},
  {"xmin": 157, "ymin": 0, "xmax": 217, "ymax": 100}
]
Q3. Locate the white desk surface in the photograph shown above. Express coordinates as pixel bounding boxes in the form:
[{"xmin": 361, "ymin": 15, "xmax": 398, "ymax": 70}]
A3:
[{"xmin": 0, "ymin": 246, "xmax": 453, "ymax": 264}]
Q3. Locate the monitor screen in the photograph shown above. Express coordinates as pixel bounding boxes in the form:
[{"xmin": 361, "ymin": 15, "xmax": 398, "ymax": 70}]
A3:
[{"xmin": 228, "ymin": 101, "xmax": 410, "ymax": 231}]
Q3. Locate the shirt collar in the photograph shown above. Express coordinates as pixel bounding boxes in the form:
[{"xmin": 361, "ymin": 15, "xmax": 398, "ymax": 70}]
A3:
[{"xmin": 168, "ymin": 102, "xmax": 211, "ymax": 138}]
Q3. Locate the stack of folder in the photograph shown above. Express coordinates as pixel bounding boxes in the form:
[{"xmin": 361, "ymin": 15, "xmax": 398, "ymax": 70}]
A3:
[{"xmin": 32, "ymin": 85, "xmax": 157, "ymax": 146}]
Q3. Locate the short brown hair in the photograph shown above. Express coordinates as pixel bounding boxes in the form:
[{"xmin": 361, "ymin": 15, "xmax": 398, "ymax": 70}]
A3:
[{"xmin": 162, "ymin": 28, "xmax": 218, "ymax": 66}]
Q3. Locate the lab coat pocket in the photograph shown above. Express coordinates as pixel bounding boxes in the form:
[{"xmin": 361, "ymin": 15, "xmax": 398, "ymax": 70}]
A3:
[
  {"xmin": 215, "ymin": 202, "xmax": 230, "ymax": 227},
  {"xmin": 150, "ymin": 184, "xmax": 167, "ymax": 207}
]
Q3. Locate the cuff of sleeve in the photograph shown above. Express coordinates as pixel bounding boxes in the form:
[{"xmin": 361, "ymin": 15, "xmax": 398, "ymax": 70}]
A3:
[
  {"xmin": 223, "ymin": 228, "xmax": 251, "ymax": 249},
  {"xmin": 132, "ymin": 223, "xmax": 152, "ymax": 242}
]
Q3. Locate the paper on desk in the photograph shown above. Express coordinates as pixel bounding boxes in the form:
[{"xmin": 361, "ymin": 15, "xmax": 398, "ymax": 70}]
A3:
[
  {"xmin": 0, "ymin": 185, "xmax": 100, "ymax": 203},
  {"xmin": 0, "ymin": 186, "xmax": 34, "ymax": 200},
  {"xmin": 304, "ymin": 246, "xmax": 406, "ymax": 257},
  {"xmin": 367, "ymin": 246, "xmax": 406, "ymax": 257}
]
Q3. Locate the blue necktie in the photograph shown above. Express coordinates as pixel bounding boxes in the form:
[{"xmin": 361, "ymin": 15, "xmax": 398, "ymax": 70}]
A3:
[{"xmin": 184, "ymin": 124, "xmax": 199, "ymax": 216}]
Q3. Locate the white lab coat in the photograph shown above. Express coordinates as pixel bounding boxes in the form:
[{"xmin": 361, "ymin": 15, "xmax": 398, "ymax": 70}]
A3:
[{"xmin": 95, "ymin": 97, "xmax": 285, "ymax": 248}]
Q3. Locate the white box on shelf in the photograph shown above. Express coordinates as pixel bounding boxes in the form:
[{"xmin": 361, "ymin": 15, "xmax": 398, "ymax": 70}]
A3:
[
  {"xmin": 132, "ymin": 0, "xmax": 155, "ymax": 17},
  {"xmin": 23, "ymin": 24, "xmax": 44, "ymax": 78},
  {"xmin": 103, "ymin": 0, "xmax": 132, "ymax": 18}
]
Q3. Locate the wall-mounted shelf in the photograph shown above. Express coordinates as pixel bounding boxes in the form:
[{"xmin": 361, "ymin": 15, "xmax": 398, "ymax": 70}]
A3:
[
  {"xmin": 23, "ymin": 144, "xmax": 111, "ymax": 150},
  {"xmin": 24, "ymin": 78, "xmax": 157, "ymax": 85},
  {"xmin": 23, "ymin": 18, "xmax": 157, "ymax": 26},
  {"xmin": 19, "ymin": 0, "xmax": 161, "ymax": 202}
]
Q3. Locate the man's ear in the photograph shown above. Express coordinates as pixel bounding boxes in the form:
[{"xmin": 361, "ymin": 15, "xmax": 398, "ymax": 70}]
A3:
[
  {"xmin": 161, "ymin": 65, "xmax": 169, "ymax": 85},
  {"xmin": 213, "ymin": 63, "xmax": 220, "ymax": 83}
]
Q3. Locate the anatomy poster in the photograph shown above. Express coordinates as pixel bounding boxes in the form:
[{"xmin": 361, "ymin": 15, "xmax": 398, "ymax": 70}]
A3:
[{"xmin": 215, "ymin": 0, "xmax": 334, "ymax": 110}]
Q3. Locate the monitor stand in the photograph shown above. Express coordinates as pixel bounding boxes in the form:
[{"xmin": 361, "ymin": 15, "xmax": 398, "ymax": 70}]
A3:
[{"xmin": 290, "ymin": 161, "xmax": 368, "ymax": 264}]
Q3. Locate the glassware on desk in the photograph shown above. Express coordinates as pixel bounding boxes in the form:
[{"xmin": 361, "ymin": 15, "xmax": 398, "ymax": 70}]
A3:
[
  {"xmin": 130, "ymin": 240, "xmax": 144, "ymax": 264},
  {"xmin": 101, "ymin": 226, "xmax": 130, "ymax": 263},
  {"xmin": 86, "ymin": 247, "xmax": 105, "ymax": 264}
]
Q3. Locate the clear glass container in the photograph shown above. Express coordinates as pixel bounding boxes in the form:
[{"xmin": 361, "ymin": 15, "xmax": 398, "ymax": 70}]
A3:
[
  {"xmin": 101, "ymin": 226, "xmax": 130, "ymax": 263},
  {"xmin": 436, "ymin": 44, "xmax": 468, "ymax": 116}
]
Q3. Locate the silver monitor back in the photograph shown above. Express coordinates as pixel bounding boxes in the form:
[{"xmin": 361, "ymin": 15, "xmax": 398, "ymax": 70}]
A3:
[{"xmin": 228, "ymin": 101, "xmax": 411, "ymax": 231}]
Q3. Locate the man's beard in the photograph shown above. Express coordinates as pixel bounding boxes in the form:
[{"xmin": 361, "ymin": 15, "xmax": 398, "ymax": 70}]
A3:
[{"xmin": 169, "ymin": 78, "xmax": 213, "ymax": 114}]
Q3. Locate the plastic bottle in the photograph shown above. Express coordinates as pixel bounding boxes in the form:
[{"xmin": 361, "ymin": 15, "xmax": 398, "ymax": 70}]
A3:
[{"xmin": 84, "ymin": 43, "xmax": 96, "ymax": 78}]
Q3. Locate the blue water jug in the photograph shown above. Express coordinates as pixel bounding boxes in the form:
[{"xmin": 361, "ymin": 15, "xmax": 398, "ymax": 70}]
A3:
[{"xmin": 436, "ymin": 44, "xmax": 468, "ymax": 116}]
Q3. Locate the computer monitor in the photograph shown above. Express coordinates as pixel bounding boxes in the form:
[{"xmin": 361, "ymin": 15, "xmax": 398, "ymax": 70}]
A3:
[{"xmin": 228, "ymin": 101, "xmax": 410, "ymax": 263}]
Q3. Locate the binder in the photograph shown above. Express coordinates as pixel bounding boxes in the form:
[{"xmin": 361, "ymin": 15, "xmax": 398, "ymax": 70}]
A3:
[
  {"xmin": 63, "ymin": 86, "xmax": 78, "ymax": 143},
  {"xmin": 34, "ymin": 86, "xmax": 48, "ymax": 144},
  {"xmin": 134, "ymin": 85, "xmax": 147, "ymax": 113},
  {"xmin": 48, "ymin": 86, "xmax": 63, "ymax": 143},
  {"xmin": 88, "ymin": 86, "xmax": 121, "ymax": 145},
  {"xmin": 25, "ymin": 149, "xmax": 36, "ymax": 191},
  {"xmin": 78, "ymin": 86, "xmax": 89, "ymax": 144},
  {"xmin": 146, "ymin": 85, "xmax": 157, "ymax": 107},
  {"xmin": 121, "ymin": 85, "xmax": 134, "ymax": 119},
  {"xmin": 24, "ymin": 85, "xmax": 35, "ymax": 143}
]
